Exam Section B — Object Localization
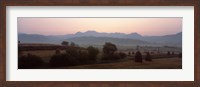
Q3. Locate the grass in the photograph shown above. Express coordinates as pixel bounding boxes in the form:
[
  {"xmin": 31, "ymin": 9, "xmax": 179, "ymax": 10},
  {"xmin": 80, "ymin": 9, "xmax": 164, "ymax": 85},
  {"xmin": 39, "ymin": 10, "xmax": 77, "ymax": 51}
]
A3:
[
  {"xmin": 62, "ymin": 57, "xmax": 182, "ymax": 69},
  {"xmin": 23, "ymin": 50, "xmax": 66, "ymax": 63},
  {"xmin": 21, "ymin": 50, "xmax": 182, "ymax": 69}
]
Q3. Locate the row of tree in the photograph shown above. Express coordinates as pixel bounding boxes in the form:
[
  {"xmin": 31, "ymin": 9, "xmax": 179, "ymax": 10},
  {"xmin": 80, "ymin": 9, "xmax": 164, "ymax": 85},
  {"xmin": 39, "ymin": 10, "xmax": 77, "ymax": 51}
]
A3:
[{"xmin": 18, "ymin": 41, "xmax": 182, "ymax": 68}]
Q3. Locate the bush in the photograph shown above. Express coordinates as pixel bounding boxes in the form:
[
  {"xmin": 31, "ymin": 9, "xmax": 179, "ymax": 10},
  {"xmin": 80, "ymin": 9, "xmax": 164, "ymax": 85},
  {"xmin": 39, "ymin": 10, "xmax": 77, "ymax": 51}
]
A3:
[
  {"xmin": 145, "ymin": 52, "xmax": 152, "ymax": 61},
  {"xmin": 49, "ymin": 53, "xmax": 79, "ymax": 67},
  {"xmin": 167, "ymin": 51, "xmax": 171, "ymax": 55},
  {"xmin": 119, "ymin": 52, "xmax": 127, "ymax": 58},
  {"xmin": 18, "ymin": 54, "xmax": 44, "ymax": 69},
  {"xmin": 66, "ymin": 47, "xmax": 79, "ymax": 57},
  {"xmin": 66, "ymin": 47, "xmax": 91, "ymax": 64},
  {"xmin": 102, "ymin": 54, "xmax": 118, "ymax": 60},
  {"xmin": 128, "ymin": 51, "xmax": 131, "ymax": 56},
  {"xmin": 172, "ymin": 52, "xmax": 175, "ymax": 55},
  {"xmin": 135, "ymin": 51, "xmax": 142, "ymax": 63},
  {"xmin": 55, "ymin": 48, "xmax": 61, "ymax": 54},
  {"xmin": 76, "ymin": 50, "xmax": 90, "ymax": 64},
  {"xmin": 102, "ymin": 52, "xmax": 126, "ymax": 60}
]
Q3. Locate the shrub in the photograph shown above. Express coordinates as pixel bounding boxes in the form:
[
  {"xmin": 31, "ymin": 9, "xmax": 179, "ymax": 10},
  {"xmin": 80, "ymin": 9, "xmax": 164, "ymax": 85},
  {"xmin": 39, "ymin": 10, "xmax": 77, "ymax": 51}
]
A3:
[
  {"xmin": 135, "ymin": 51, "xmax": 142, "ymax": 63},
  {"xmin": 167, "ymin": 51, "xmax": 171, "ymax": 55},
  {"xmin": 18, "ymin": 54, "xmax": 44, "ymax": 69},
  {"xmin": 66, "ymin": 47, "xmax": 79, "ymax": 57},
  {"xmin": 172, "ymin": 52, "xmax": 175, "ymax": 55},
  {"xmin": 102, "ymin": 53, "xmax": 119, "ymax": 60},
  {"xmin": 119, "ymin": 52, "xmax": 127, "ymax": 58},
  {"xmin": 76, "ymin": 51, "xmax": 90, "ymax": 64},
  {"xmin": 49, "ymin": 53, "xmax": 68, "ymax": 67},
  {"xmin": 145, "ymin": 52, "xmax": 152, "ymax": 61},
  {"xmin": 132, "ymin": 51, "xmax": 135, "ymax": 55},
  {"xmin": 128, "ymin": 51, "xmax": 131, "ymax": 56},
  {"xmin": 102, "ymin": 52, "xmax": 126, "ymax": 60},
  {"xmin": 55, "ymin": 48, "xmax": 61, "ymax": 54},
  {"xmin": 66, "ymin": 47, "xmax": 87, "ymax": 63},
  {"xmin": 49, "ymin": 53, "xmax": 79, "ymax": 67}
]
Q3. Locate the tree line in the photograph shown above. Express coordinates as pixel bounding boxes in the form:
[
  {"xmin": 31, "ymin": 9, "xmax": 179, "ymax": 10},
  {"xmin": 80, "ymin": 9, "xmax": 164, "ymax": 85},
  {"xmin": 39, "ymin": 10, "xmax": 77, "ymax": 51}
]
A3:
[{"xmin": 18, "ymin": 41, "xmax": 182, "ymax": 69}]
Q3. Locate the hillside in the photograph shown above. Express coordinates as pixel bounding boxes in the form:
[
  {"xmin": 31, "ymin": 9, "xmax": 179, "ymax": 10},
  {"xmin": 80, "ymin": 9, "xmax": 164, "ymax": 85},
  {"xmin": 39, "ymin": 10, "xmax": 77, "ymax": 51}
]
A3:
[
  {"xmin": 18, "ymin": 31, "xmax": 182, "ymax": 47},
  {"xmin": 66, "ymin": 36, "xmax": 151, "ymax": 46}
]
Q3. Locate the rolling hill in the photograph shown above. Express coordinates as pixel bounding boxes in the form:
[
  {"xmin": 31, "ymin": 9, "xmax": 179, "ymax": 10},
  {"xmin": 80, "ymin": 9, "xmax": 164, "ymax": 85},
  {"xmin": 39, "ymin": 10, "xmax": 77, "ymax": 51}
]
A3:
[{"xmin": 18, "ymin": 31, "xmax": 182, "ymax": 47}]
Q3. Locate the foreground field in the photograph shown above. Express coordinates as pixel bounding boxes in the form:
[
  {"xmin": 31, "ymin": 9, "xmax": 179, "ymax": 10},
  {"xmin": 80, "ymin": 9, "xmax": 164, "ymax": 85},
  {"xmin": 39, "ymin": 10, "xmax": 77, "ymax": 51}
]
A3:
[
  {"xmin": 23, "ymin": 50, "xmax": 66, "ymax": 62},
  {"xmin": 21, "ymin": 50, "xmax": 182, "ymax": 69},
  {"xmin": 63, "ymin": 57, "xmax": 181, "ymax": 69}
]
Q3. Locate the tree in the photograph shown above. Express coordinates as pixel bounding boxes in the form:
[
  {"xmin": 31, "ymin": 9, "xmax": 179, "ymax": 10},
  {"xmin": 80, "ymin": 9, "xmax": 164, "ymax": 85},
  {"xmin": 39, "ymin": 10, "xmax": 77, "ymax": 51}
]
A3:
[
  {"xmin": 132, "ymin": 51, "xmax": 135, "ymax": 55},
  {"xmin": 135, "ymin": 51, "xmax": 142, "ymax": 63},
  {"xmin": 103, "ymin": 42, "xmax": 117, "ymax": 55},
  {"xmin": 61, "ymin": 41, "xmax": 69, "ymax": 46},
  {"xmin": 128, "ymin": 51, "xmax": 131, "ymax": 56},
  {"xmin": 87, "ymin": 46, "xmax": 99, "ymax": 61},
  {"xmin": 172, "ymin": 52, "xmax": 175, "ymax": 55},
  {"xmin": 18, "ymin": 53, "xmax": 44, "ymax": 69},
  {"xmin": 50, "ymin": 53, "xmax": 70, "ymax": 67},
  {"xmin": 70, "ymin": 42, "xmax": 75, "ymax": 47},
  {"xmin": 167, "ymin": 51, "xmax": 171, "ymax": 55},
  {"xmin": 55, "ymin": 48, "xmax": 61, "ymax": 54},
  {"xmin": 119, "ymin": 52, "xmax": 127, "ymax": 58},
  {"xmin": 102, "ymin": 42, "xmax": 118, "ymax": 60},
  {"xmin": 145, "ymin": 52, "xmax": 152, "ymax": 61},
  {"xmin": 179, "ymin": 52, "xmax": 182, "ymax": 58},
  {"xmin": 66, "ymin": 47, "xmax": 78, "ymax": 57},
  {"xmin": 18, "ymin": 46, "xmax": 23, "ymax": 57}
]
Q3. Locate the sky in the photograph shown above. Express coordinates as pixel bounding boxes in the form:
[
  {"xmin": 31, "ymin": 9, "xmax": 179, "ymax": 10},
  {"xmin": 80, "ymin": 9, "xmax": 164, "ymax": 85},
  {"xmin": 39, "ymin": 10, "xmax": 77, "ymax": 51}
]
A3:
[{"xmin": 18, "ymin": 18, "xmax": 182, "ymax": 36}]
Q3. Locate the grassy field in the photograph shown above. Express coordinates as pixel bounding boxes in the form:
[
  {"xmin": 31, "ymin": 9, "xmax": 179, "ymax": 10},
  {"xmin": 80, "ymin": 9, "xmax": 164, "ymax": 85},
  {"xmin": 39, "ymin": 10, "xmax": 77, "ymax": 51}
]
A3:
[
  {"xmin": 23, "ymin": 50, "xmax": 65, "ymax": 63},
  {"xmin": 21, "ymin": 50, "xmax": 182, "ymax": 69},
  {"xmin": 60, "ymin": 57, "xmax": 182, "ymax": 69}
]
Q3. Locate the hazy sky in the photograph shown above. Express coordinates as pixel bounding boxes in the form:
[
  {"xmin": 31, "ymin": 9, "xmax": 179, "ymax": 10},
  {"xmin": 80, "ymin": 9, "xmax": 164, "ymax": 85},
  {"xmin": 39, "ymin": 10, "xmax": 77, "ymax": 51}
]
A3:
[{"xmin": 18, "ymin": 18, "xmax": 182, "ymax": 36}]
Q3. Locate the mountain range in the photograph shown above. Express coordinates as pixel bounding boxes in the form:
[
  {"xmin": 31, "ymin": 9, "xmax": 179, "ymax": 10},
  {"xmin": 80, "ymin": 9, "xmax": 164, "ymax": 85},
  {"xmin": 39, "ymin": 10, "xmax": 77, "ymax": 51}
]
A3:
[{"xmin": 18, "ymin": 30, "xmax": 182, "ymax": 47}]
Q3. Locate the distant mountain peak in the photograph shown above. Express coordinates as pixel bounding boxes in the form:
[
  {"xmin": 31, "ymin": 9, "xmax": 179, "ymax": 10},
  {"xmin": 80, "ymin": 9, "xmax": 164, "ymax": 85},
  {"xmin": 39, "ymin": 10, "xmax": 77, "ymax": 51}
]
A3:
[
  {"xmin": 76, "ymin": 31, "xmax": 82, "ymax": 33},
  {"xmin": 176, "ymin": 32, "xmax": 182, "ymax": 35},
  {"xmin": 85, "ymin": 30, "xmax": 98, "ymax": 34},
  {"xmin": 130, "ymin": 32, "xmax": 141, "ymax": 35},
  {"xmin": 85, "ymin": 30, "xmax": 97, "ymax": 33},
  {"xmin": 127, "ymin": 32, "xmax": 142, "ymax": 38}
]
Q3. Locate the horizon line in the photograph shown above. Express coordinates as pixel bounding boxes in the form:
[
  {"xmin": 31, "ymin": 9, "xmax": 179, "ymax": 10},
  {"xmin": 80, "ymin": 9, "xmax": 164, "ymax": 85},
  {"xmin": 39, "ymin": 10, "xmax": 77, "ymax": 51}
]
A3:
[{"xmin": 18, "ymin": 30, "xmax": 182, "ymax": 37}]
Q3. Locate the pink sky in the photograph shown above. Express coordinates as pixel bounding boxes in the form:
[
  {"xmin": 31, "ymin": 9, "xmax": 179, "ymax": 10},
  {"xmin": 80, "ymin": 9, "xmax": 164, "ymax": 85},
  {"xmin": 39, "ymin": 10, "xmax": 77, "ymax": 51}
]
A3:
[{"xmin": 18, "ymin": 18, "xmax": 182, "ymax": 36}]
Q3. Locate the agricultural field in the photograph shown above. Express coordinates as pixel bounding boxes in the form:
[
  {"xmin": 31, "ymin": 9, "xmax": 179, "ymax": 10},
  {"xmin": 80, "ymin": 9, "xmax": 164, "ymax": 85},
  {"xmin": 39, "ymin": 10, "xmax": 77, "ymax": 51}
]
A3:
[
  {"xmin": 66, "ymin": 57, "xmax": 182, "ymax": 69},
  {"xmin": 22, "ymin": 50, "xmax": 66, "ymax": 63},
  {"xmin": 19, "ymin": 43, "xmax": 182, "ymax": 69}
]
